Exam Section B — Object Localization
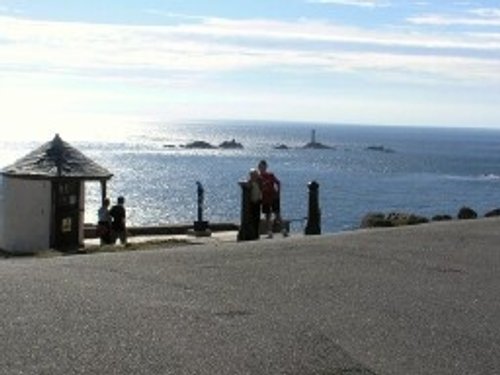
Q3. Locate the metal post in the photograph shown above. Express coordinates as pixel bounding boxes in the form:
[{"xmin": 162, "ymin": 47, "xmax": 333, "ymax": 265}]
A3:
[
  {"xmin": 197, "ymin": 181, "xmax": 204, "ymax": 223},
  {"xmin": 305, "ymin": 181, "xmax": 321, "ymax": 235},
  {"xmin": 192, "ymin": 181, "xmax": 210, "ymax": 235},
  {"xmin": 237, "ymin": 181, "xmax": 257, "ymax": 241}
]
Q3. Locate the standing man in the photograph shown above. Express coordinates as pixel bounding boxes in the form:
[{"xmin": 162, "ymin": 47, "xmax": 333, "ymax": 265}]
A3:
[
  {"xmin": 109, "ymin": 196, "xmax": 127, "ymax": 245},
  {"xmin": 97, "ymin": 197, "xmax": 112, "ymax": 245},
  {"xmin": 257, "ymin": 160, "xmax": 281, "ymax": 238}
]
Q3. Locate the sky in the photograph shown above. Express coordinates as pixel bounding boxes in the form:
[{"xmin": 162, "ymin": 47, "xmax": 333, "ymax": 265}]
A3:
[{"xmin": 0, "ymin": 0, "xmax": 499, "ymax": 140}]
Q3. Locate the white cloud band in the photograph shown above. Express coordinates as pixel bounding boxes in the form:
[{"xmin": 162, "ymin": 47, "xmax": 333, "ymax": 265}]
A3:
[{"xmin": 0, "ymin": 14, "xmax": 499, "ymax": 85}]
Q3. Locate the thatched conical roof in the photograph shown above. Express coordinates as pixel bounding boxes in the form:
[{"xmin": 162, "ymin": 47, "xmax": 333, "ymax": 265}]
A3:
[{"xmin": 2, "ymin": 134, "xmax": 113, "ymax": 180}]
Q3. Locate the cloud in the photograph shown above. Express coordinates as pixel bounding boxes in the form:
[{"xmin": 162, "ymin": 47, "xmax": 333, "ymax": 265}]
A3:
[
  {"xmin": 306, "ymin": 0, "xmax": 389, "ymax": 7},
  {"xmin": 142, "ymin": 9, "xmax": 208, "ymax": 22},
  {"xmin": 469, "ymin": 8, "xmax": 500, "ymax": 18},
  {"xmin": 408, "ymin": 14, "xmax": 500, "ymax": 26},
  {"xmin": 408, "ymin": 7, "xmax": 500, "ymax": 26},
  {"xmin": 0, "ymin": 14, "xmax": 499, "ymax": 87}
]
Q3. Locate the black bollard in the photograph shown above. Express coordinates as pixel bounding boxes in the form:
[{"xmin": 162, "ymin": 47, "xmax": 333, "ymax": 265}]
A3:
[
  {"xmin": 192, "ymin": 181, "xmax": 210, "ymax": 236},
  {"xmin": 305, "ymin": 180, "xmax": 321, "ymax": 235},
  {"xmin": 197, "ymin": 181, "xmax": 204, "ymax": 222},
  {"xmin": 237, "ymin": 181, "xmax": 258, "ymax": 241}
]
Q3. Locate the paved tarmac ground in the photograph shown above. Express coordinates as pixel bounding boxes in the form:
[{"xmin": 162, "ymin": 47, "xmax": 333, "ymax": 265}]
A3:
[{"xmin": 1, "ymin": 218, "xmax": 499, "ymax": 375}]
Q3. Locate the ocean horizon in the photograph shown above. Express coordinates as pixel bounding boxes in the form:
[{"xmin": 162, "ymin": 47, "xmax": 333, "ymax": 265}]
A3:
[{"xmin": 2, "ymin": 121, "xmax": 500, "ymax": 234}]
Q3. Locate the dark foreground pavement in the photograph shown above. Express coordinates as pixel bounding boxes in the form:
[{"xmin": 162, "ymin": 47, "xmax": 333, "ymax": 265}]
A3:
[{"xmin": 1, "ymin": 218, "xmax": 499, "ymax": 375}]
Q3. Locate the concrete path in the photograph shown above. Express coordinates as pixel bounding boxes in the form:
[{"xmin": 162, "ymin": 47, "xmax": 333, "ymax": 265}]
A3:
[
  {"xmin": 1, "ymin": 218, "xmax": 499, "ymax": 374},
  {"xmin": 84, "ymin": 229, "xmax": 240, "ymax": 247}
]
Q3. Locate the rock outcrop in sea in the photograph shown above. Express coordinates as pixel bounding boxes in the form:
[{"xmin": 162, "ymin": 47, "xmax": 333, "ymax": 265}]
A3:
[
  {"xmin": 303, "ymin": 141, "xmax": 333, "ymax": 150},
  {"xmin": 365, "ymin": 145, "xmax": 395, "ymax": 153},
  {"xmin": 273, "ymin": 144, "xmax": 289, "ymax": 150},
  {"xmin": 302, "ymin": 129, "xmax": 333, "ymax": 149},
  {"xmin": 176, "ymin": 139, "xmax": 244, "ymax": 149},
  {"xmin": 219, "ymin": 139, "xmax": 244, "ymax": 149},
  {"xmin": 182, "ymin": 141, "xmax": 217, "ymax": 149}
]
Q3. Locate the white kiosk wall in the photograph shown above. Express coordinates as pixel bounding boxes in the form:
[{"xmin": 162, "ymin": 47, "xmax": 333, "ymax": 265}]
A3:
[
  {"xmin": 0, "ymin": 177, "xmax": 51, "ymax": 253},
  {"xmin": 0, "ymin": 176, "xmax": 4, "ymax": 249}
]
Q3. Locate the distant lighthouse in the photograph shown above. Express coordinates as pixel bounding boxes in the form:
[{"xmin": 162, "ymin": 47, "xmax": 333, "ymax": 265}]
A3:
[{"xmin": 303, "ymin": 128, "xmax": 332, "ymax": 149}]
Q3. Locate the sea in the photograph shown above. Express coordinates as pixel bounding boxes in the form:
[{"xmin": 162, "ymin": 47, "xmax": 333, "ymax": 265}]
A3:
[{"xmin": 2, "ymin": 121, "xmax": 500, "ymax": 234}]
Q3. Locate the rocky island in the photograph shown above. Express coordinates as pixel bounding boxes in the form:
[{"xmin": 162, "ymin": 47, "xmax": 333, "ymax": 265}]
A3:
[
  {"xmin": 219, "ymin": 139, "xmax": 244, "ymax": 149},
  {"xmin": 365, "ymin": 145, "xmax": 395, "ymax": 153},
  {"xmin": 302, "ymin": 129, "xmax": 333, "ymax": 149},
  {"xmin": 273, "ymin": 144, "xmax": 289, "ymax": 150},
  {"xmin": 182, "ymin": 141, "xmax": 217, "ymax": 149},
  {"xmin": 176, "ymin": 139, "xmax": 244, "ymax": 149}
]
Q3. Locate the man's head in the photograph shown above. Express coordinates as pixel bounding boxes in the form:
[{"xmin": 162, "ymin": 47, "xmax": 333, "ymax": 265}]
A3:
[
  {"xmin": 258, "ymin": 159, "xmax": 267, "ymax": 173},
  {"xmin": 117, "ymin": 196, "xmax": 125, "ymax": 204}
]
